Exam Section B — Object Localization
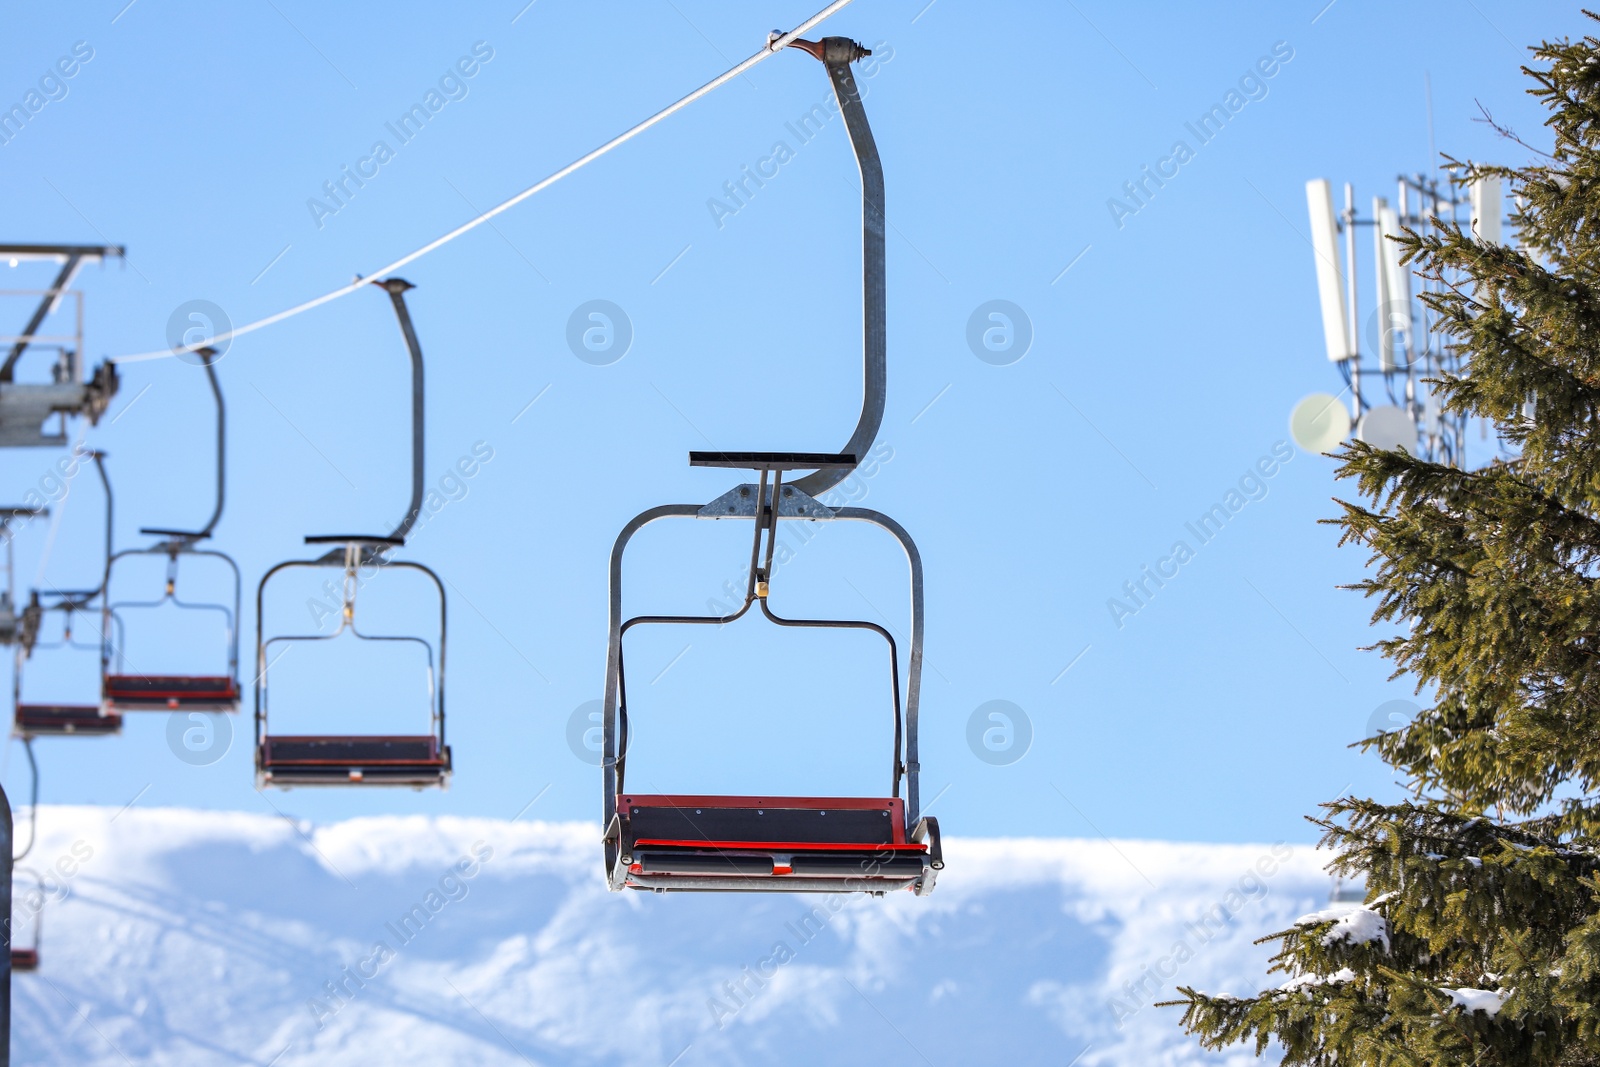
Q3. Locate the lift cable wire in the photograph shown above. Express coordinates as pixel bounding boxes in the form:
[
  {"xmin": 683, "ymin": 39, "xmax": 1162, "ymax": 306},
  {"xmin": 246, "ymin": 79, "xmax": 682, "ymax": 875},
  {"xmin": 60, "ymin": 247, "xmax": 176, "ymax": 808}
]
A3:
[{"xmin": 109, "ymin": 0, "xmax": 856, "ymax": 366}]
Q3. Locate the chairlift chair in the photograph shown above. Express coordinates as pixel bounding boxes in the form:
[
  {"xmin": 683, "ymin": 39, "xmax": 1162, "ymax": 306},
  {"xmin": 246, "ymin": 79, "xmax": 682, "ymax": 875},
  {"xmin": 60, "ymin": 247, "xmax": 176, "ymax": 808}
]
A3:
[
  {"xmin": 0, "ymin": 244, "xmax": 122, "ymax": 447},
  {"xmin": 101, "ymin": 346, "xmax": 241, "ymax": 713},
  {"xmin": 601, "ymin": 38, "xmax": 941, "ymax": 896},
  {"xmin": 255, "ymin": 280, "xmax": 450, "ymax": 789},
  {"xmin": 15, "ymin": 592, "xmax": 122, "ymax": 738},
  {"xmin": 10, "ymin": 868, "xmax": 42, "ymax": 972},
  {"xmin": 14, "ymin": 452, "xmax": 121, "ymax": 738}
]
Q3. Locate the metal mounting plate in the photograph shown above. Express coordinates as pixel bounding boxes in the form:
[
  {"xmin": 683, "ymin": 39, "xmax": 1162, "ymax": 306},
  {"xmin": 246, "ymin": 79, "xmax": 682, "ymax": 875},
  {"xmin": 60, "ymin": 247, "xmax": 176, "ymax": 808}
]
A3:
[
  {"xmin": 0, "ymin": 383, "xmax": 90, "ymax": 447},
  {"xmin": 697, "ymin": 483, "xmax": 836, "ymax": 520}
]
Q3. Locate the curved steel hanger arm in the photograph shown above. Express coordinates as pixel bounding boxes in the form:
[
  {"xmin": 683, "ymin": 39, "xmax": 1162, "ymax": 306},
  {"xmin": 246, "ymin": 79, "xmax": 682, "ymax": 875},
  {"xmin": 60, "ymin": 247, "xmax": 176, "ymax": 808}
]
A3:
[
  {"xmin": 377, "ymin": 278, "xmax": 425, "ymax": 544},
  {"xmin": 307, "ymin": 279, "xmax": 425, "ymax": 563},
  {"xmin": 140, "ymin": 346, "xmax": 225, "ymax": 541},
  {"xmin": 94, "ymin": 450, "xmax": 112, "ymax": 594},
  {"xmin": 784, "ymin": 37, "xmax": 885, "ymax": 499},
  {"xmin": 58, "ymin": 448, "xmax": 115, "ymax": 604}
]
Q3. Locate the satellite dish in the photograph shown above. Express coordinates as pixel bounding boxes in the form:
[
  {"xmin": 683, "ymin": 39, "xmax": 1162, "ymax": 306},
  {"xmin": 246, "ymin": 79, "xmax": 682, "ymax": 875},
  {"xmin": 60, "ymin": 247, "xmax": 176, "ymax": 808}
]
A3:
[
  {"xmin": 1290, "ymin": 393, "xmax": 1352, "ymax": 453},
  {"xmin": 1305, "ymin": 179, "xmax": 1354, "ymax": 362},
  {"xmin": 1356, "ymin": 404, "xmax": 1416, "ymax": 454}
]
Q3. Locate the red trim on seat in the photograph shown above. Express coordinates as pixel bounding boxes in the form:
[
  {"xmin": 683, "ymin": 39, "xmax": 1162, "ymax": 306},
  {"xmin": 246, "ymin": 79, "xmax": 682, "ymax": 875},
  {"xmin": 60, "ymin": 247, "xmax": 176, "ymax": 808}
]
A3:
[{"xmin": 635, "ymin": 838, "xmax": 926, "ymax": 853}]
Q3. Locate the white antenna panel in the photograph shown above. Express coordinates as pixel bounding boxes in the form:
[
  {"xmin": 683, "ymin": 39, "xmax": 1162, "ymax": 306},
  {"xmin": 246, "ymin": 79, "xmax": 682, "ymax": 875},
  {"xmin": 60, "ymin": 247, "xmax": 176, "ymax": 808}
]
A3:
[
  {"xmin": 1472, "ymin": 175, "xmax": 1503, "ymax": 245},
  {"xmin": 1306, "ymin": 179, "xmax": 1354, "ymax": 362},
  {"xmin": 1376, "ymin": 203, "xmax": 1411, "ymax": 372}
]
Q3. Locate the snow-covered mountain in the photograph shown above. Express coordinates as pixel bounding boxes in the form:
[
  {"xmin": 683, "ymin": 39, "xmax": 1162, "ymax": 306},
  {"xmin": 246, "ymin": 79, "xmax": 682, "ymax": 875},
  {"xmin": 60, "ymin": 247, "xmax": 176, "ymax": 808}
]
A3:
[{"xmin": 10, "ymin": 806, "xmax": 1331, "ymax": 1065}]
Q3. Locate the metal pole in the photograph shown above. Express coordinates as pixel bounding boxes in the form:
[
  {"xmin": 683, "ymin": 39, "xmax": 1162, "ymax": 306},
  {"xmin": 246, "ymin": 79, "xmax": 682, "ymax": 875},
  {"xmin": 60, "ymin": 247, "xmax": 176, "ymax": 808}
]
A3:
[
  {"xmin": 0, "ymin": 778, "xmax": 13, "ymax": 1067},
  {"xmin": 1343, "ymin": 182, "xmax": 1361, "ymax": 421},
  {"xmin": 1433, "ymin": 175, "xmax": 1446, "ymax": 460}
]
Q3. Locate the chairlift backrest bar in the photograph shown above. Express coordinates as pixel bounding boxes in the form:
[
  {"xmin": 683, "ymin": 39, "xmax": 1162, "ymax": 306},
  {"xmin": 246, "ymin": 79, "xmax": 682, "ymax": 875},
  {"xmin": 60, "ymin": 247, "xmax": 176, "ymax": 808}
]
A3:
[
  {"xmin": 303, "ymin": 535, "xmax": 405, "ymax": 547},
  {"xmin": 688, "ymin": 451, "xmax": 857, "ymax": 471}
]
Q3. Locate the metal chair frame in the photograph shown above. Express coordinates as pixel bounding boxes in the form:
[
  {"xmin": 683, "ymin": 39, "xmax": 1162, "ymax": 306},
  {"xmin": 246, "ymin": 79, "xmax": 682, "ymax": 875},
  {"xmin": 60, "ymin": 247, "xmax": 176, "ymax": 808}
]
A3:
[{"xmin": 13, "ymin": 454, "xmax": 120, "ymax": 739}]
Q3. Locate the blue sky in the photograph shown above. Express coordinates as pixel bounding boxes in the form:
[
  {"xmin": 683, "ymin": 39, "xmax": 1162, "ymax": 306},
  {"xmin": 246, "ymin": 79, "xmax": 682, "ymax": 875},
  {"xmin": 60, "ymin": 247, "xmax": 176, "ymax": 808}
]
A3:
[{"xmin": 0, "ymin": 0, "xmax": 1579, "ymax": 844}]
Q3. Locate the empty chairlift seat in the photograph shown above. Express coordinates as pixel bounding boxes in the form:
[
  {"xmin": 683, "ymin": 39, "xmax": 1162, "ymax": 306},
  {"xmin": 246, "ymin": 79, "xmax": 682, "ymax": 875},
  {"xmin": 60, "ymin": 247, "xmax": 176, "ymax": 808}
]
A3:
[
  {"xmin": 257, "ymin": 734, "xmax": 451, "ymax": 787},
  {"xmin": 14, "ymin": 703, "xmax": 121, "ymax": 737},
  {"xmin": 614, "ymin": 794, "xmax": 940, "ymax": 894},
  {"xmin": 103, "ymin": 674, "xmax": 239, "ymax": 712},
  {"xmin": 602, "ymin": 455, "xmax": 939, "ymax": 896},
  {"xmin": 10, "ymin": 948, "xmax": 39, "ymax": 971},
  {"xmin": 12, "ymin": 465, "xmax": 120, "ymax": 740}
]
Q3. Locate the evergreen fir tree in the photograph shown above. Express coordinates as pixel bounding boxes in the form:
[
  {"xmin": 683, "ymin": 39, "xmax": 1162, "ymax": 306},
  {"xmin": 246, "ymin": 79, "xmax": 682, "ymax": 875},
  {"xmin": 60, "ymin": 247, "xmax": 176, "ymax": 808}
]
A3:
[{"xmin": 1168, "ymin": 17, "xmax": 1600, "ymax": 1066}]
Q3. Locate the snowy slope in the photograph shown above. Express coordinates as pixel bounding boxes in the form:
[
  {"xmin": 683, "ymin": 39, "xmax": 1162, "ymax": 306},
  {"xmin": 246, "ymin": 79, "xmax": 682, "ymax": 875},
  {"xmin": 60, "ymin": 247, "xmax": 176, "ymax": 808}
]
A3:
[{"xmin": 10, "ymin": 806, "xmax": 1331, "ymax": 1065}]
